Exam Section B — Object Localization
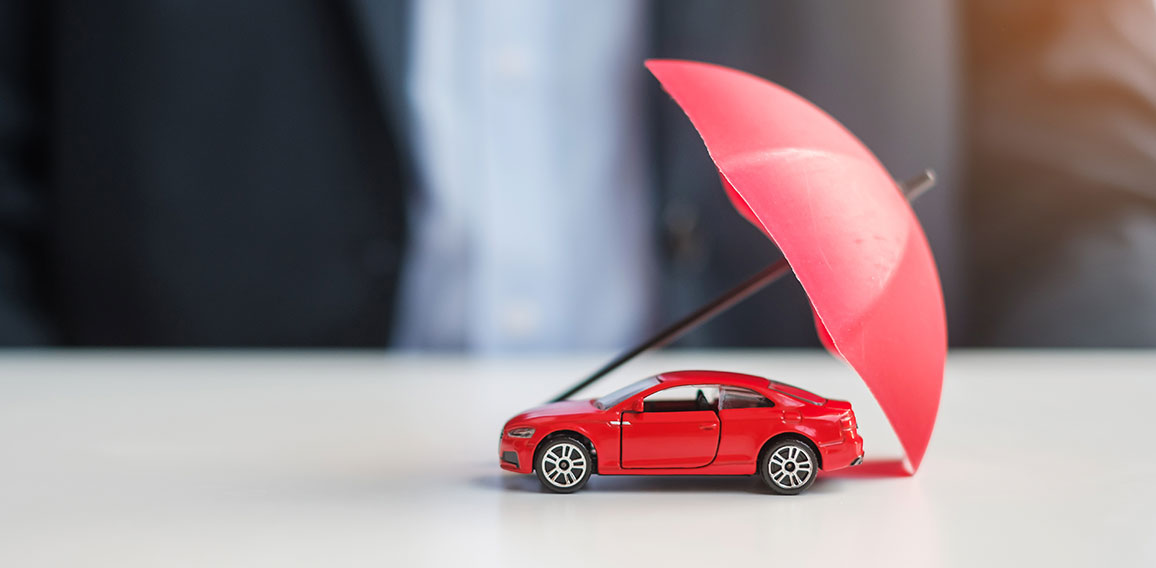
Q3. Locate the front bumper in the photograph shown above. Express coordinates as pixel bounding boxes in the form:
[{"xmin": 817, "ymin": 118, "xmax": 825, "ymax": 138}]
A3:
[{"xmin": 499, "ymin": 433, "xmax": 536, "ymax": 474}]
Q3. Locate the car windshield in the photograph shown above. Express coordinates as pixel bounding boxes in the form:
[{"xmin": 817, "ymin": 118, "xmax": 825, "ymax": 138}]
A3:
[
  {"xmin": 594, "ymin": 377, "xmax": 660, "ymax": 410},
  {"xmin": 768, "ymin": 380, "xmax": 827, "ymax": 405}
]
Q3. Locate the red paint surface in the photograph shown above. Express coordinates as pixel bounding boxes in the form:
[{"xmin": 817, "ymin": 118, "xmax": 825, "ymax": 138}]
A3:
[
  {"xmin": 500, "ymin": 370, "xmax": 863, "ymax": 476},
  {"xmin": 621, "ymin": 410, "xmax": 719, "ymax": 468},
  {"xmin": 646, "ymin": 60, "xmax": 946, "ymax": 473}
]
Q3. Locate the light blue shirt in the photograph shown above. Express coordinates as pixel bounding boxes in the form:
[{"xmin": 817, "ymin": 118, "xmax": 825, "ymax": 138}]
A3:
[{"xmin": 395, "ymin": 0, "xmax": 655, "ymax": 352}]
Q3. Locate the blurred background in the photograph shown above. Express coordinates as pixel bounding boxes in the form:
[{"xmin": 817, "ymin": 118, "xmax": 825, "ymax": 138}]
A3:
[{"xmin": 1, "ymin": 0, "xmax": 1155, "ymax": 351}]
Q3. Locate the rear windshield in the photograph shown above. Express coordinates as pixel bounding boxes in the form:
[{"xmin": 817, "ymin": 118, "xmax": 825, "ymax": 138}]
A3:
[
  {"xmin": 768, "ymin": 380, "xmax": 827, "ymax": 405},
  {"xmin": 595, "ymin": 377, "xmax": 660, "ymax": 410}
]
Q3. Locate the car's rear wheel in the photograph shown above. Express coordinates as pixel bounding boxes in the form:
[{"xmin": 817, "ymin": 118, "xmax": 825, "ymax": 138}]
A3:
[
  {"xmin": 759, "ymin": 438, "xmax": 818, "ymax": 495},
  {"xmin": 535, "ymin": 436, "xmax": 592, "ymax": 493}
]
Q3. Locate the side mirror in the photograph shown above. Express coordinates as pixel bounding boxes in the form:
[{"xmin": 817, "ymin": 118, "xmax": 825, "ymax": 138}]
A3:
[{"xmin": 631, "ymin": 399, "xmax": 645, "ymax": 413}]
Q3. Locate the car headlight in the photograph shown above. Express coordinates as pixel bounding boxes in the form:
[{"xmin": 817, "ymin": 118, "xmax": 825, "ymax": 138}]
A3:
[{"xmin": 506, "ymin": 427, "xmax": 535, "ymax": 438}]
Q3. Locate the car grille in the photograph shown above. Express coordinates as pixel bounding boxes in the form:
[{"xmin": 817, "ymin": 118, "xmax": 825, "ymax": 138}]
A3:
[{"xmin": 501, "ymin": 451, "xmax": 520, "ymax": 468}]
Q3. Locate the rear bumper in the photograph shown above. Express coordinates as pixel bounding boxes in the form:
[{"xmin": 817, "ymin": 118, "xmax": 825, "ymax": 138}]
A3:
[{"xmin": 819, "ymin": 430, "xmax": 865, "ymax": 471}]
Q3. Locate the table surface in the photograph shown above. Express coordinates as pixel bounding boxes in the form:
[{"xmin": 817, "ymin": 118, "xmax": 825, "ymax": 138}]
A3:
[{"xmin": 1, "ymin": 350, "xmax": 1154, "ymax": 567}]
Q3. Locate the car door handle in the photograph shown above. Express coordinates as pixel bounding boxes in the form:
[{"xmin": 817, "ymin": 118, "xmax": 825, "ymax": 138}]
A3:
[{"xmin": 699, "ymin": 424, "xmax": 718, "ymax": 430}]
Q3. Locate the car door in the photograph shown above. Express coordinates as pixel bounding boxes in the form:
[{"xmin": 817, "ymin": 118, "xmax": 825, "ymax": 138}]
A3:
[
  {"xmin": 621, "ymin": 385, "xmax": 720, "ymax": 468},
  {"xmin": 715, "ymin": 386, "xmax": 780, "ymax": 465}
]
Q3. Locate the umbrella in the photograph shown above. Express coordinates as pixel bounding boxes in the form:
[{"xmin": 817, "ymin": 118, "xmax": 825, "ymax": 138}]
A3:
[{"xmin": 553, "ymin": 60, "xmax": 946, "ymax": 474}]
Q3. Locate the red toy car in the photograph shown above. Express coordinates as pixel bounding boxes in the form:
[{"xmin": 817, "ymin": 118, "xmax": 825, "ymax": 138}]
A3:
[{"xmin": 500, "ymin": 370, "xmax": 863, "ymax": 494}]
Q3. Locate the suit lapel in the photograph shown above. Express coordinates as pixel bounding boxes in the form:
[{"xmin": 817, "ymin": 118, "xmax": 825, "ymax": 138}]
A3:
[{"xmin": 340, "ymin": 0, "xmax": 411, "ymax": 135}]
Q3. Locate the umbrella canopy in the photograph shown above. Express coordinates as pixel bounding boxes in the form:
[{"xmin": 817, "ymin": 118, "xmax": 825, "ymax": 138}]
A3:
[{"xmin": 647, "ymin": 59, "xmax": 946, "ymax": 473}]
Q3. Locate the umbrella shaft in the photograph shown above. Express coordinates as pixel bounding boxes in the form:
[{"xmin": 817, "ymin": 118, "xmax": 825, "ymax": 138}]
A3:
[
  {"xmin": 548, "ymin": 170, "xmax": 935, "ymax": 403},
  {"xmin": 549, "ymin": 259, "xmax": 791, "ymax": 402}
]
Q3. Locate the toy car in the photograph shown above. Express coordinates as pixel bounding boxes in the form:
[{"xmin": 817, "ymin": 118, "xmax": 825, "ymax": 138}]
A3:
[{"xmin": 499, "ymin": 370, "xmax": 863, "ymax": 494}]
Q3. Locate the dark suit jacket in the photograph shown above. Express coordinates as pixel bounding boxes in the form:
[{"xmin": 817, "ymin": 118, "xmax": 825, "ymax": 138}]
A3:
[
  {"xmin": 1, "ymin": 1, "xmax": 410, "ymax": 346},
  {"xmin": 0, "ymin": 0, "xmax": 960, "ymax": 347}
]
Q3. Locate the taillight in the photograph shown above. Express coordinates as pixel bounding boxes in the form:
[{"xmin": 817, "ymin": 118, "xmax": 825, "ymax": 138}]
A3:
[{"xmin": 840, "ymin": 413, "xmax": 857, "ymax": 430}]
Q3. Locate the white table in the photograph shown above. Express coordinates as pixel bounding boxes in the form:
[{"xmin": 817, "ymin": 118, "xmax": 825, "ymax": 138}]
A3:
[{"xmin": 1, "ymin": 350, "xmax": 1154, "ymax": 567}]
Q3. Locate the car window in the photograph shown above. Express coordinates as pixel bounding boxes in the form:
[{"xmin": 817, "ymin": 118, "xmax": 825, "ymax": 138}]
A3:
[
  {"xmin": 720, "ymin": 386, "xmax": 774, "ymax": 410},
  {"xmin": 595, "ymin": 377, "xmax": 659, "ymax": 410},
  {"xmin": 641, "ymin": 385, "xmax": 719, "ymax": 413},
  {"xmin": 768, "ymin": 380, "xmax": 826, "ymax": 405}
]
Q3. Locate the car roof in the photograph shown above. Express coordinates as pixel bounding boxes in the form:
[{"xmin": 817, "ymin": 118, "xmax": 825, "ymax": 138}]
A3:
[{"xmin": 655, "ymin": 370, "xmax": 770, "ymax": 389}]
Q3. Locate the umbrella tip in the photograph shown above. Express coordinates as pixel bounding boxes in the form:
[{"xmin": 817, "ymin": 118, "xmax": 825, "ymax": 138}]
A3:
[{"xmin": 899, "ymin": 169, "xmax": 936, "ymax": 201}]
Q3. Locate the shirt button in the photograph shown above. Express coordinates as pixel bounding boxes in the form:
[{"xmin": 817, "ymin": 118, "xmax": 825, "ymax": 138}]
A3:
[
  {"xmin": 501, "ymin": 300, "xmax": 541, "ymax": 339},
  {"xmin": 492, "ymin": 48, "xmax": 533, "ymax": 80}
]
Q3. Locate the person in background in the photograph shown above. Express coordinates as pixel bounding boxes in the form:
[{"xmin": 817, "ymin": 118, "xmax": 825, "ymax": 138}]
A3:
[
  {"xmin": 395, "ymin": 0, "xmax": 960, "ymax": 352},
  {"xmin": 965, "ymin": 0, "xmax": 1156, "ymax": 346},
  {"xmin": 394, "ymin": 1, "xmax": 657, "ymax": 352},
  {"xmin": 23, "ymin": 0, "xmax": 1146, "ymax": 350}
]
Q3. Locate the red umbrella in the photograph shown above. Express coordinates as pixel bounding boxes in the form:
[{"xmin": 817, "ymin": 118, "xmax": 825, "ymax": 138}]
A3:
[
  {"xmin": 645, "ymin": 60, "xmax": 946, "ymax": 473},
  {"xmin": 553, "ymin": 60, "xmax": 946, "ymax": 474}
]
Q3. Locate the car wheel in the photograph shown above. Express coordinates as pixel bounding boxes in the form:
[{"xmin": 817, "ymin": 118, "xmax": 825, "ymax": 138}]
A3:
[
  {"xmin": 759, "ymin": 438, "xmax": 818, "ymax": 495},
  {"xmin": 535, "ymin": 436, "xmax": 592, "ymax": 494}
]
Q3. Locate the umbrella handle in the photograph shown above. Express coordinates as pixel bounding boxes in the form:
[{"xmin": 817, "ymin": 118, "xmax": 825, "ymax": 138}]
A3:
[{"xmin": 548, "ymin": 169, "xmax": 937, "ymax": 403}]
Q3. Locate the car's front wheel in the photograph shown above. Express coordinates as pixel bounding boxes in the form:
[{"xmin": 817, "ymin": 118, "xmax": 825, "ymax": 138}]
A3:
[
  {"xmin": 535, "ymin": 436, "xmax": 592, "ymax": 493},
  {"xmin": 759, "ymin": 438, "xmax": 818, "ymax": 495}
]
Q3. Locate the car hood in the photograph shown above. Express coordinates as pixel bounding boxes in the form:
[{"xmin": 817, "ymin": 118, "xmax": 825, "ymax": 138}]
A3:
[{"xmin": 507, "ymin": 399, "xmax": 600, "ymax": 424}]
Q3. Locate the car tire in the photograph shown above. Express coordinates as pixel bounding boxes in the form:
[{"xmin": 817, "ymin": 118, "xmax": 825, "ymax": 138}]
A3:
[
  {"xmin": 535, "ymin": 436, "xmax": 593, "ymax": 494},
  {"xmin": 759, "ymin": 438, "xmax": 818, "ymax": 495}
]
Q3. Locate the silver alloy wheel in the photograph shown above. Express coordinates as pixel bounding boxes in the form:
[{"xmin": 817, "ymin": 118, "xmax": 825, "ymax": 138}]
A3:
[
  {"xmin": 769, "ymin": 444, "xmax": 814, "ymax": 489},
  {"xmin": 540, "ymin": 442, "xmax": 587, "ymax": 488}
]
